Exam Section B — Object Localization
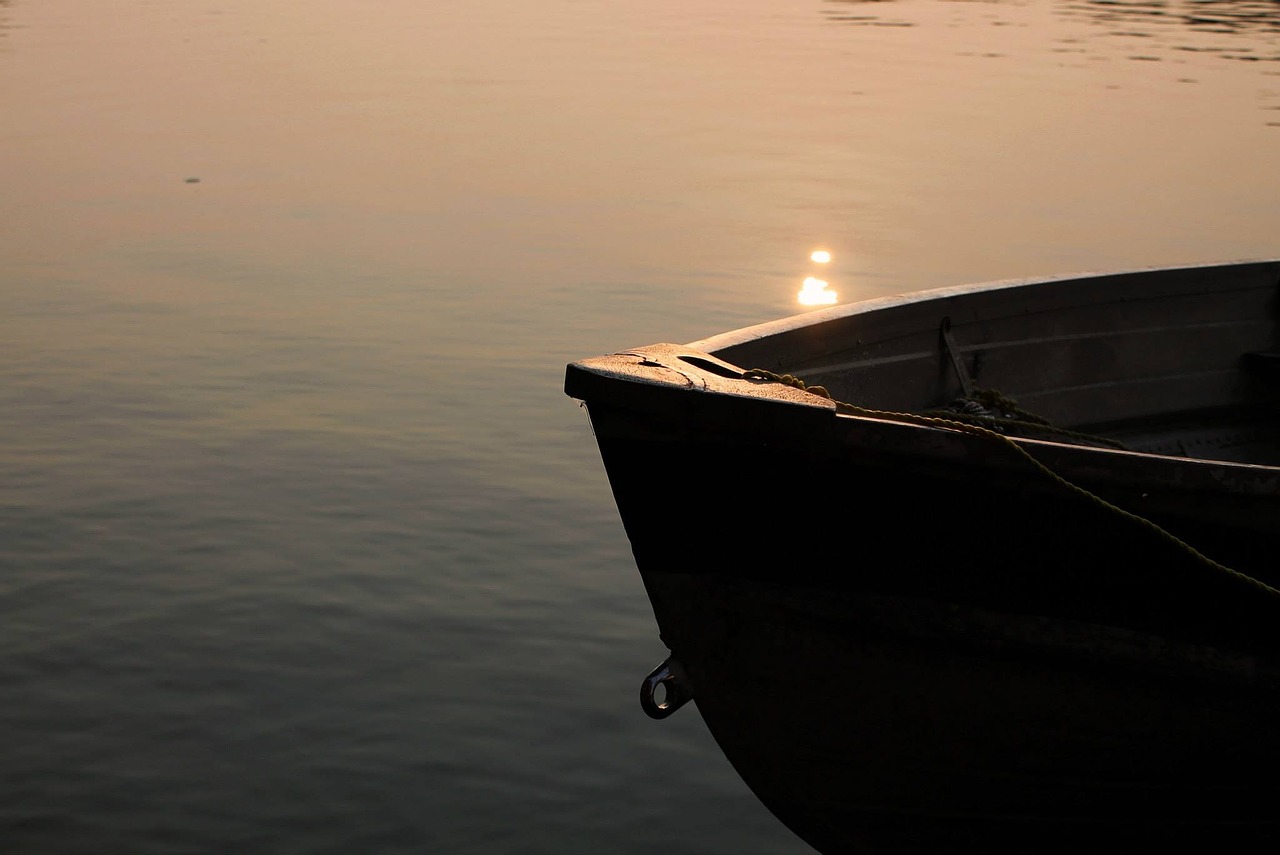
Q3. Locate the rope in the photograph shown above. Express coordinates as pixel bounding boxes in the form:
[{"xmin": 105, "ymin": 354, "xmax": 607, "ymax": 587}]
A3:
[
  {"xmin": 922, "ymin": 388, "xmax": 1129, "ymax": 450},
  {"xmin": 742, "ymin": 368, "xmax": 1280, "ymax": 602},
  {"xmin": 920, "ymin": 409, "xmax": 1129, "ymax": 449}
]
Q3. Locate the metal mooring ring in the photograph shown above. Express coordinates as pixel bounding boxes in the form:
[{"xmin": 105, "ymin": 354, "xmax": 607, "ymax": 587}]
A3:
[{"xmin": 640, "ymin": 656, "xmax": 694, "ymax": 719}]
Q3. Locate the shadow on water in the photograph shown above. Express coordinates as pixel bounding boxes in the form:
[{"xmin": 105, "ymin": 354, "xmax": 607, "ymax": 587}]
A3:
[
  {"xmin": 1057, "ymin": 0, "xmax": 1280, "ymax": 126},
  {"xmin": 819, "ymin": 0, "xmax": 1280, "ymax": 126},
  {"xmin": 1064, "ymin": 0, "xmax": 1280, "ymax": 37},
  {"xmin": 822, "ymin": 0, "xmax": 1280, "ymax": 63},
  {"xmin": 821, "ymin": 0, "xmax": 918, "ymax": 28},
  {"xmin": 1061, "ymin": 0, "xmax": 1280, "ymax": 63}
]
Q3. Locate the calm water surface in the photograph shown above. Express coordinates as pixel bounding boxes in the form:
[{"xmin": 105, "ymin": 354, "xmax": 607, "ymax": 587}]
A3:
[{"xmin": 2, "ymin": 1, "xmax": 1278, "ymax": 852}]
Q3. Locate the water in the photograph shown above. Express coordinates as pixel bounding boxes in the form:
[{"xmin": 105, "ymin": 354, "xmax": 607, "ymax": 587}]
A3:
[{"xmin": 1, "ymin": 1, "xmax": 1277, "ymax": 852}]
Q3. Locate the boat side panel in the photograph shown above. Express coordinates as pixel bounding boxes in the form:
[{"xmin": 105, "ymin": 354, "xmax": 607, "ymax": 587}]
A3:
[
  {"xmin": 583, "ymin": 396, "xmax": 1280, "ymax": 851},
  {"xmin": 584, "ymin": 400, "xmax": 1280, "ymax": 655},
  {"xmin": 703, "ymin": 261, "xmax": 1280, "ymax": 426},
  {"xmin": 690, "ymin": 259, "xmax": 1280, "ymax": 359},
  {"xmin": 645, "ymin": 572, "xmax": 1280, "ymax": 854}
]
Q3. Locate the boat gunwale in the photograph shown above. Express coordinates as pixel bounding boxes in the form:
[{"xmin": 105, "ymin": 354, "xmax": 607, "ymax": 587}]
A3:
[{"xmin": 568, "ymin": 342, "xmax": 1280, "ymax": 494}]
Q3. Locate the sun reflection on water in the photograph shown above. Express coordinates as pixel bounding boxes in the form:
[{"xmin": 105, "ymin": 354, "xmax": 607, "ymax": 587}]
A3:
[{"xmin": 798, "ymin": 249, "xmax": 837, "ymax": 306}]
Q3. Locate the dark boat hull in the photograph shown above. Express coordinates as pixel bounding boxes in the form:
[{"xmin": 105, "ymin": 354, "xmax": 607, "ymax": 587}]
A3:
[
  {"xmin": 647, "ymin": 573, "xmax": 1280, "ymax": 854},
  {"xmin": 586, "ymin": 391, "xmax": 1280, "ymax": 852},
  {"xmin": 565, "ymin": 262, "xmax": 1280, "ymax": 853}
]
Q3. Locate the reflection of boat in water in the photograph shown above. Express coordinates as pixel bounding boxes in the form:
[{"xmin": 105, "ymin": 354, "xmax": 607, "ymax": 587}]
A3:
[{"xmin": 565, "ymin": 259, "xmax": 1280, "ymax": 853}]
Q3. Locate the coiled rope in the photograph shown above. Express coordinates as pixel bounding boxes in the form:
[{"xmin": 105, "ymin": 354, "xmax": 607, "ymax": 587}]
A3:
[
  {"xmin": 923, "ymin": 388, "xmax": 1129, "ymax": 450},
  {"xmin": 742, "ymin": 368, "xmax": 1280, "ymax": 601}
]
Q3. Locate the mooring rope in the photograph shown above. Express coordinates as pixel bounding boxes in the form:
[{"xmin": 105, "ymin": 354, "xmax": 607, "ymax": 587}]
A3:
[{"xmin": 742, "ymin": 368, "xmax": 1280, "ymax": 602}]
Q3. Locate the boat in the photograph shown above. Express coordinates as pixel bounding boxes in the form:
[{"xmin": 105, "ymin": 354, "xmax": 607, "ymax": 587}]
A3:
[{"xmin": 563, "ymin": 258, "xmax": 1280, "ymax": 854}]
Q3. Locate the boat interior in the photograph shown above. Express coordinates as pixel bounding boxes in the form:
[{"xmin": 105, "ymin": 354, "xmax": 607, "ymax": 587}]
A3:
[{"xmin": 692, "ymin": 261, "xmax": 1280, "ymax": 466}]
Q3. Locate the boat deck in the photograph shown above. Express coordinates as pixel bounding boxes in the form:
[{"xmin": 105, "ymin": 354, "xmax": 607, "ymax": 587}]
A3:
[{"xmin": 1093, "ymin": 406, "xmax": 1280, "ymax": 466}]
